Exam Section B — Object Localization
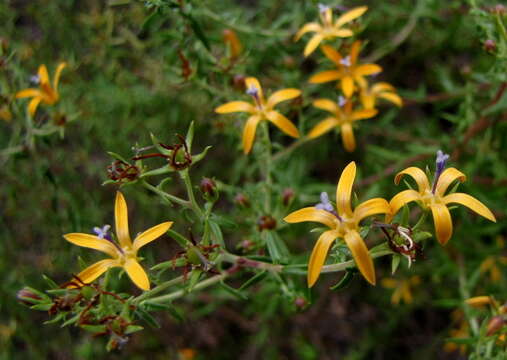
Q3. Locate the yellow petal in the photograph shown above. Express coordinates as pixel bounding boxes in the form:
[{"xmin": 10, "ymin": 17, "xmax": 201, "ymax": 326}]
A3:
[
  {"xmin": 381, "ymin": 278, "xmax": 397, "ymax": 289},
  {"xmin": 283, "ymin": 207, "xmax": 337, "ymax": 229},
  {"xmin": 394, "ymin": 167, "xmax": 431, "ymax": 193},
  {"xmin": 308, "ymin": 117, "xmax": 338, "ymax": 139},
  {"xmin": 28, "ymin": 97, "xmax": 41, "ymax": 117},
  {"xmin": 443, "ymin": 193, "xmax": 496, "ymax": 222},
  {"xmin": 321, "ymin": 45, "xmax": 342, "ymax": 66},
  {"xmin": 371, "ymin": 82, "xmax": 395, "ymax": 93},
  {"xmin": 294, "ymin": 22, "xmax": 322, "ymax": 41},
  {"xmin": 360, "ymin": 93, "xmax": 376, "ymax": 109},
  {"xmin": 307, "ymin": 230, "xmax": 340, "ymax": 287},
  {"xmin": 341, "ymin": 76, "xmax": 355, "ymax": 97},
  {"xmin": 15, "ymin": 88, "xmax": 41, "ymax": 98},
  {"xmin": 344, "ymin": 230, "xmax": 375, "ymax": 285},
  {"xmin": 335, "ymin": 6, "xmax": 368, "ymax": 28},
  {"xmin": 38, "ymin": 64, "xmax": 49, "ymax": 85},
  {"xmin": 330, "ymin": 28, "xmax": 354, "ymax": 37},
  {"xmin": 215, "ymin": 101, "xmax": 255, "ymax": 114},
  {"xmin": 304, "ymin": 34, "xmax": 324, "ymax": 57},
  {"xmin": 245, "ymin": 77, "xmax": 264, "ymax": 100},
  {"xmin": 389, "ymin": 189, "xmax": 422, "ymax": 218},
  {"xmin": 242, "ymin": 115, "xmax": 261, "ymax": 154},
  {"xmin": 322, "ymin": 7, "xmax": 332, "ymax": 25},
  {"xmin": 430, "ymin": 203, "xmax": 453, "ymax": 245},
  {"xmin": 267, "ymin": 88, "xmax": 301, "ymax": 108},
  {"xmin": 70, "ymin": 259, "xmax": 119, "ymax": 287},
  {"xmin": 349, "ymin": 40, "xmax": 362, "ymax": 65},
  {"xmin": 378, "ymin": 92, "xmax": 403, "ymax": 107},
  {"xmin": 466, "ymin": 296, "xmax": 493, "ymax": 307},
  {"xmin": 354, "ymin": 198, "xmax": 390, "ymax": 224},
  {"xmin": 124, "ymin": 258, "xmax": 150, "ymax": 290},
  {"xmin": 265, "ymin": 111, "xmax": 299, "ymax": 138},
  {"xmin": 336, "ymin": 161, "xmax": 356, "ymax": 215},
  {"xmin": 133, "ymin": 221, "xmax": 173, "ymax": 251},
  {"xmin": 435, "ymin": 168, "xmax": 466, "ymax": 196},
  {"xmin": 53, "ymin": 62, "xmax": 67, "ymax": 92},
  {"xmin": 309, "ymin": 70, "xmax": 342, "ymax": 84},
  {"xmin": 115, "ymin": 191, "xmax": 132, "ymax": 248},
  {"xmin": 355, "ymin": 64, "xmax": 382, "ymax": 76},
  {"xmin": 63, "ymin": 233, "xmax": 119, "ymax": 258},
  {"xmin": 313, "ymin": 98, "xmax": 338, "ymax": 113},
  {"xmin": 351, "ymin": 109, "xmax": 377, "ymax": 121},
  {"xmin": 340, "ymin": 122, "xmax": 356, "ymax": 152}
]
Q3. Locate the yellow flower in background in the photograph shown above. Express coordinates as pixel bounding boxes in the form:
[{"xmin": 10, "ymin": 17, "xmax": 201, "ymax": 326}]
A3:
[
  {"xmin": 309, "ymin": 41, "xmax": 382, "ymax": 97},
  {"xmin": 16, "ymin": 62, "xmax": 66, "ymax": 117},
  {"xmin": 223, "ymin": 29, "xmax": 242, "ymax": 59},
  {"xmin": 389, "ymin": 151, "xmax": 496, "ymax": 245},
  {"xmin": 63, "ymin": 192, "xmax": 173, "ymax": 290},
  {"xmin": 479, "ymin": 236, "xmax": 507, "ymax": 282},
  {"xmin": 465, "ymin": 295, "xmax": 495, "ymax": 308},
  {"xmin": 284, "ymin": 162, "xmax": 390, "ymax": 287},
  {"xmin": 215, "ymin": 77, "xmax": 301, "ymax": 154},
  {"xmin": 381, "ymin": 276, "xmax": 420, "ymax": 305},
  {"xmin": 308, "ymin": 96, "xmax": 377, "ymax": 152},
  {"xmin": 294, "ymin": 5, "xmax": 367, "ymax": 57},
  {"xmin": 360, "ymin": 82, "xmax": 402, "ymax": 109},
  {"xmin": 444, "ymin": 310, "xmax": 469, "ymax": 355}
]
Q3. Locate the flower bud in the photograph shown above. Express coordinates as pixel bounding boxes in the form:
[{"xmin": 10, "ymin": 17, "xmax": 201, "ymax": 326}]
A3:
[
  {"xmin": 282, "ymin": 188, "xmax": 295, "ymax": 206},
  {"xmin": 200, "ymin": 177, "xmax": 217, "ymax": 199},
  {"xmin": 487, "ymin": 315, "xmax": 505, "ymax": 336},
  {"xmin": 492, "ymin": 4, "xmax": 506, "ymax": 14},
  {"xmin": 257, "ymin": 215, "xmax": 277, "ymax": 231},
  {"xmin": 232, "ymin": 75, "xmax": 246, "ymax": 91},
  {"xmin": 484, "ymin": 39, "xmax": 497, "ymax": 52},
  {"xmin": 294, "ymin": 297, "xmax": 307, "ymax": 309},
  {"xmin": 234, "ymin": 193, "xmax": 250, "ymax": 207},
  {"xmin": 17, "ymin": 287, "xmax": 42, "ymax": 305}
]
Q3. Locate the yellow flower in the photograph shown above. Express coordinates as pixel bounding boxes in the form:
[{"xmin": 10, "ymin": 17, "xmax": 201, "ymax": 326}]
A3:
[
  {"xmin": 389, "ymin": 151, "xmax": 496, "ymax": 245},
  {"xmin": 465, "ymin": 295, "xmax": 495, "ymax": 308},
  {"xmin": 223, "ymin": 29, "xmax": 242, "ymax": 59},
  {"xmin": 381, "ymin": 276, "xmax": 420, "ymax": 305},
  {"xmin": 294, "ymin": 5, "xmax": 367, "ymax": 57},
  {"xmin": 214, "ymin": 77, "xmax": 300, "ymax": 154},
  {"xmin": 479, "ymin": 236, "xmax": 507, "ymax": 282},
  {"xmin": 308, "ymin": 96, "xmax": 377, "ymax": 152},
  {"xmin": 309, "ymin": 41, "xmax": 382, "ymax": 97},
  {"xmin": 15, "ymin": 62, "xmax": 66, "ymax": 117},
  {"xmin": 284, "ymin": 162, "xmax": 390, "ymax": 286},
  {"xmin": 63, "ymin": 192, "xmax": 173, "ymax": 290},
  {"xmin": 444, "ymin": 310, "xmax": 469, "ymax": 355},
  {"xmin": 360, "ymin": 82, "xmax": 402, "ymax": 109}
]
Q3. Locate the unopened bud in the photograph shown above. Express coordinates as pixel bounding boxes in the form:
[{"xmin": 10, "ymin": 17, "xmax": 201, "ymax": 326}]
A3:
[
  {"xmin": 232, "ymin": 75, "xmax": 246, "ymax": 91},
  {"xmin": 17, "ymin": 287, "xmax": 42, "ymax": 305},
  {"xmin": 484, "ymin": 39, "xmax": 497, "ymax": 52},
  {"xmin": 282, "ymin": 188, "xmax": 295, "ymax": 206},
  {"xmin": 283, "ymin": 56, "xmax": 296, "ymax": 69},
  {"xmin": 492, "ymin": 5, "xmax": 506, "ymax": 14},
  {"xmin": 234, "ymin": 193, "xmax": 250, "ymax": 207},
  {"xmin": 487, "ymin": 316, "xmax": 505, "ymax": 336},
  {"xmin": 200, "ymin": 177, "xmax": 217, "ymax": 198},
  {"xmin": 294, "ymin": 297, "xmax": 307, "ymax": 309},
  {"xmin": 53, "ymin": 113, "xmax": 67, "ymax": 126},
  {"xmin": 257, "ymin": 215, "xmax": 277, "ymax": 231}
]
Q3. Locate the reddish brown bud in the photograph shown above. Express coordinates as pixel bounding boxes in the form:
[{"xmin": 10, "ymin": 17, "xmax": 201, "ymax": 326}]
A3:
[
  {"xmin": 484, "ymin": 39, "xmax": 497, "ymax": 52},
  {"xmin": 283, "ymin": 56, "xmax": 296, "ymax": 69},
  {"xmin": 53, "ymin": 113, "xmax": 67, "ymax": 126},
  {"xmin": 232, "ymin": 75, "xmax": 246, "ymax": 91},
  {"xmin": 17, "ymin": 288, "xmax": 42, "ymax": 305},
  {"xmin": 294, "ymin": 297, "xmax": 307, "ymax": 309},
  {"xmin": 200, "ymin": 177, "xmax": 217, "ymax": 197},
  {"xmin": 234, "ymin": 193, "xmax": 250, "ymax": 207},
  {"xmin": 492, "ymin": 4, "xmax": 506, "ymax": 14},
  {"xmin": 487, "ymin": 315, "xmax": 505, "ymax": 336},
  {"xmin": 282, "ymin": 188, "xmax": 295, "ymax": 206},
  {"xmin": 257, "ymin": 215, "xmax": 277, "ymax": 231}
]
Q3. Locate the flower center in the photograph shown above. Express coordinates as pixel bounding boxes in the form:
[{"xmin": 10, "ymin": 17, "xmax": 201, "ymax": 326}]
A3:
[{"xmin": 246, "ymin": 85, "xmax": 263, "ymax": 111}]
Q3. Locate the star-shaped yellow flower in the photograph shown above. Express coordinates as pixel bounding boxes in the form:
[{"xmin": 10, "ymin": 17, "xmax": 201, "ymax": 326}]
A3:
[
  {"xmin": 284, "ymin": 162, "xmax": 390, "ymax": 286},
  {"xmin": 63, "ymin": 192, "xmax": 173, "ymax": 290},
  {"xmin": 16, "ymin": 62, "xmax": 66, "ymax": 117},
  {"xmin": 309, "ymin": 41, "xmax": 382, "ymax": 98},
  {"xmin": 294, "ymin": 5, "xmax": 367, "ymax": 57},
  {"xmin": 360, "ymin": 82, "xmax": 402, "ymax": 109},
  {"xmin": 389, "ymin": 151, "xmax": 496, "ymax": 245},
  {"xmin": 215, "ymin": 77, "xmax": 301, "ymax": 154},
  {"xmin": 381, "ymin": 276, "xmax": 420, "ymax": 305},
  {"xmin": 308, "ymin": 96, "xmax": 377, "ymax": 152}
]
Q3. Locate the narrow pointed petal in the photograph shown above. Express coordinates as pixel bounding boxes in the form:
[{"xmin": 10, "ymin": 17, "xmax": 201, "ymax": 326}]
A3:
[
  {"xmin": 284, "ymin": 207, "xmax": 337, "ymax": 229},
  {"xmin": 466, "ymin": 296, "xmax": 493, "ymax": 307},
  {"xmin": 63, "ymin": 233, "xmax": 119, "ymax": 258},
  {"xmin": 242, "ymin": 115, "xmax": 261, "ymax": 154},
  {"xmin": 308, "ymin": 117, "xmax": 338, "ymax": 139},
  {"xmin": 360, "ymin": 93, "xmax": 376, "ymax": 109},
  {"xmin": 265, "ymin": 111, "xmax": 299, "ymax": 138},
  {"xmin": 309, "ymin": 70, "xmax": 342, "ymax": 84},
  {"xmin": 336, "ymin": 161, "xmax": 356, "ymax": 215},
  {"xmin": 371, "ymin": 82, "xmax": 395, "ymax": 93},
  {"xmin": 28, "ymin": 98, "xmax": 41, "ymax": 117},
  {"xmin": 335, "ymin": 6, "xmax": 368, "ymax": 28},
  {"xmin": 15, "ymin": 88, "xmax": 41, "ymax": 98},
  {"xmin": 378, "ymin": 92, "xmax": 403, "ymax": 107},
  {"xmin": 354, "ymin": 198, "xmax": 390, "ymax": 224},
  {"xmin": 115, "ymin": 192, "xmax": 132, "ymax": 248},
  {"xmin": 444, "ymin": 193, "xmax": 496, "ymax": 222},
  {"xmin": 340, "ymin": 123, "xmax": 356, "ymax": 152},
  {"xmin": 394, "ymin": 167, "xmax": 431, "ymax": 192},
  {"xmin": 294, "ymin": 22, "xmax": 322, "ymax": 41},
  {"xmin": 321, "ymin": 45, "xmax": 343, "ymax": 66},
  {"xmin": 341, "ymin": 76, "xmax": 355, "ymax": 97},
  {"xmin": 215, "ymin": 101, "xmax": 255, "ymax": 114},
  {"xmin": 430, "ymin": 203, "xmax": 453, "ymax": 245},
  {"xmin": 349, "ymin": 40, "xmax": 362, "ymax": 65},
  {"xmin": 389, "ymin": 189, "xmax": 421, "ymax": 217},
  {"xmin": 307, "ymin": 230, "xmax": 340, "ymax": 287},
  {"xmin": 267, "ymin": 88, "xmax": 301, "ymax": 108},
  {"xmin": 70, "ymin": 259, "xmax": 119, "ymax": 287},
  {"xmin": 330, "ymin": 28, "xmax": 354, "ymax": 37},
  {"xmin": 124, "ymin": 258, "xmax": 150, "ymax": 290},
  {"xmin": 53, "ymin": 62, "xmax": 67, "ymax": 92},
  {"xmin": 344, "ymin": 230, "xmax": 375, "ymax": 285},
  {"xmin": 245, "ymin": 77, "xmax": 264, "ymax": 100},
  {"xmin": 435, "ymin": 168, "xmax": 466, "ymax": 196},
  {"xmin": 38, "ymin": 65, "xmax": 49, "ymax": 84},
  {"xmin": 133, "ymin": 221, "xmax": 173, "ymax": 251},
  {"xmin": 313, "ymin": 98, "xmax": 338, "ymax": 113},
  {"xmin": 355, "ymin": 64, "xmax": 382, "ymax": 76},
  {"xmin": 351, "ymin": 109, "xmax": 377, "ymax": 121},
  {"xmin": 304, "ymin": 34, "xmax": 324, "ymax": 57}
]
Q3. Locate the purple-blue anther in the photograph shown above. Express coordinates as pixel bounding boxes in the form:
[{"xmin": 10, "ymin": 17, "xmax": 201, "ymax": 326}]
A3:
[
  {"xmin": 93, "ymin": 224, "xmax": 112, "ymax": 241},
  {"xmin": 431, "ymin": 150, "xmax": 450, "ymax": 194}
]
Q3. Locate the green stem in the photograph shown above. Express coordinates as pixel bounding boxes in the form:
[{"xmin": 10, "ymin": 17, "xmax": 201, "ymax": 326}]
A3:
[
  {"xmin": 133, "ymin": 276, "xmax": 185, "ymax": 304},
  {"xmin": 321, "ymin": 250, "xmax": 393, "ymax": 273},
  {"xmin": 180, "ymin": 169, "xmax": 203, "ymax": 218},
  {"xmin": 220, "ymin": 252, "xmax": 283, "ymax": 272},
  {"xmin": 261, "ymin": 122, "xmax": 273, "ymax": 213},
  {"xmin": 141, "ymin": 180, "xmax": 191, "ymax": 208},
  {"xmin": 272, "ymin": 137, "xmax": 309, "ymax": 162}
]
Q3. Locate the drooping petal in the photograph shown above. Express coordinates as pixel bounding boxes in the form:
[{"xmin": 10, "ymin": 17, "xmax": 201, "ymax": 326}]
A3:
[
  {"xmin": 70, "ymin": 259, "xmax": 119, "ymax": 287},
  {"xmin": 28, "ymin": 97, "xmax": 41, "ymax": 117},
  {"xmin": 124, "ymin": 258, "xmax": 150, "ymax": 290},
  {"xmin": 304, "ymin": 34, "xmax": 324, "ymax": 57},
  {"xmin": 38, "ymin": 64, "xmax": 49, "ymax": 85},
  {"xmin": 340, "ymin": 122, "xmax": 356, "ymax": 152},
  {"xmin": 330, "ymin": 28, "xmax": 354, "ymax": 38},
  {"xmin": 307, "ymin": 230, "xmax": 340, "ymax": 287},
  {"xmin": 133, "ymin": 221, "xmax": 173, "ymax": 251},
  {"xmin": 15, "ymin": 88, "xmax": 41, "ymax": 98},
  {"xmin": 267, "ymin": 88, "xmax": 301, "ymax": 108},
  {"xmin": 283, "ymin": 207, "xmax": 337, "ymax": 229},
  {"xmin": 344, "ymin": 230, "xmax": 375, "ymax": 285},
  {"xmin": 378, "ymin": 92, "xmax": 403, "ymax": 107},
  {"xmin": 265, "ymin": 111, "xmax": 299, "ymax": 138},
  {"xmin": 63, "ymin": 233, "xmax": 119, "ymax": 258},
  {"xmin": 354, "ymin": 64, "xmax": 382, "ymax": 76},
  {"xmin": 313, "ymin": 98, "xmax": 339, "ymax": 113},
  {"xmin": 215, "ymin": 101, "xmax": 255, "ymax": 114},
  {"xmin": 435, "ymin": 168, "xmax": 466, "ymax": 196},
  {"xmin": 354, "ymin": 198, "xmax": 390, "ymax": 224},
  {"xmin": 336, "ymin": 161, "xmax": 356, "ymax": 215},
  {"xmin": 360, "ymin": 92, "xmax": 376, "ymax": 109},
  {"xmin": 466, "ymin": 296, "xmax": 493, "ymax": 307},
  {"xmin": 308, "ymin": 117, "xmax": 338, "ymax": 139},
  {"xmin": 245, "ymin": 77, "xmax": 264, "ymax": 101},
  {"xmin": 335, "ymin": 6, "xmax": 368, "ymax": 28},
  {"xmin": 443, "ymin": 193, "xmax": 496, "ymax": 222},
  {"xmin": 53, "ymin": 62, "xmax": 67, "ymax": 92},
  {"xmin": 321, "ymin": 45, "xmax": 342, "ymax": 66},
  {"xmin": 394, "ymin": 167, "xmax": 431, "ymax": 193},
  {"xmin": 294, "ymin": 22, "xmax": 322, "ymax": 41},
  {"xmin": 430, "ymin": 203, "xmax": 453, "ymax": 245},
  {"xmin": 115, "ymin": 191, "xmax": 132, "ymax": 248},
  {"xmin": 371, "ymin": 82, "xmax": 395, "ymax": 93},
  {"xmin": 242, "ymin": 115, "xmax": 261, "ymax": 154},
  {"xmin": 351, "ymin": 109, "xmax": 377, "ymax": 121},
  {"xmin": 341, "ymin": 76, "xmax": 355, "ymax": 97},
  {"xmin": 349, "ymin": 40, "xmax": 362, "ymax": 65},
  {"xmin": 389, "ymin": 189, "xmax": 422, "ymax": 217},
  {"xmin": 309, "ymin": 70, "xmax": 342, "ymax": 84}
]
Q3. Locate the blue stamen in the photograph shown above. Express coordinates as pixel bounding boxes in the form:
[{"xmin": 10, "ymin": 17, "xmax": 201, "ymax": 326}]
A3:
[
  {"xmin": 338, "ymin": 96, "xmax": 347, "ymax": 107},
  {"xmin": 431, "ymin": 150, "xmax": 450, "ymax": 194},
  {"xmin": 339, "ymin": 56, "xmax": 351, "ymax": 67},
  {"xmin": 93, "ymin": 224, "xmax": 112, "ymax": 241},
  {"xmin": 315, "ymin": 192, "xmax": 342, "ymax": 220}
]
